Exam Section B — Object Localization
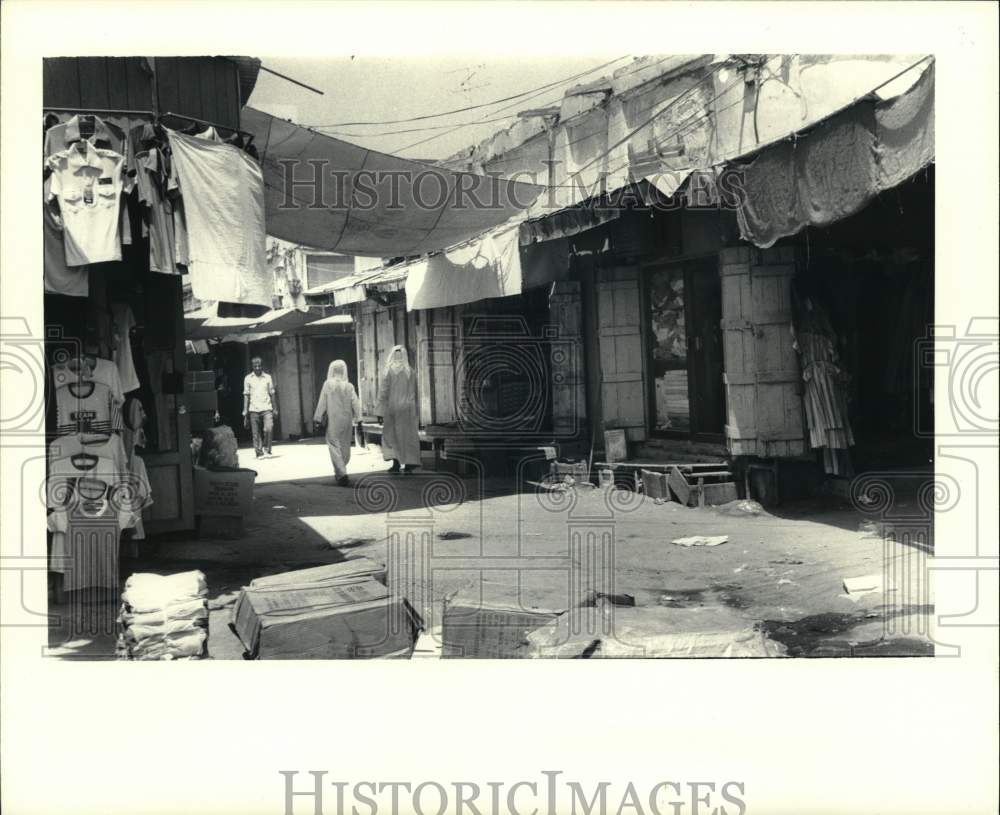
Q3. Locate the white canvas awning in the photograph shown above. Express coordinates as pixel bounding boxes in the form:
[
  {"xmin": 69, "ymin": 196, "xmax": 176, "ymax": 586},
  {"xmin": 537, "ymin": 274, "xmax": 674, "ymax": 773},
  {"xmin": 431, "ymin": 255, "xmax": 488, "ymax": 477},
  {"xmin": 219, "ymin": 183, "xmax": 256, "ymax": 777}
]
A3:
[{"xmin": 243, "ymin": 107, "xmax": 545, "ymax": 256}]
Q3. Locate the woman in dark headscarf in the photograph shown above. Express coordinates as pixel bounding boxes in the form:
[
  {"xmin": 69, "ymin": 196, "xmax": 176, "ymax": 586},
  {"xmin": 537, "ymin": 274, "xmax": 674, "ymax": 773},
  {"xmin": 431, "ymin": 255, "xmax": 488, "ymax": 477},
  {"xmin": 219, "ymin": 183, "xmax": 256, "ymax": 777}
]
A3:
[
  {"xmin": 378, "ymin": 345, "xmax": 421, "ymax": 473},
  {"xmin": 313, "ymin": 359, "xmax": 361, "ymax": 486}
]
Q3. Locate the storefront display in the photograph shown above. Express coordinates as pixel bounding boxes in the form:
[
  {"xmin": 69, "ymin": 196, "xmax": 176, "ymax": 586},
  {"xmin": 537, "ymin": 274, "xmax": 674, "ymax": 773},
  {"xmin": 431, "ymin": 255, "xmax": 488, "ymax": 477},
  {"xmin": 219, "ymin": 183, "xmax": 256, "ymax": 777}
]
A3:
[{"xmin": 41, "ymin": 107, "xmax": 266, "ymax": 595}]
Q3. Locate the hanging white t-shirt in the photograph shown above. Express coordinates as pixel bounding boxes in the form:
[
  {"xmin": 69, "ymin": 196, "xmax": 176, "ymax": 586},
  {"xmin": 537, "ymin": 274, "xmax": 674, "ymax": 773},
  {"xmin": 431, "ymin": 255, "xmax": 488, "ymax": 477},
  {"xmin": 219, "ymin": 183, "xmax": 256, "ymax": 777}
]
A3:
[
  {"xmin": 54, "ymin": 379, "xmax": 117, "ymax": 436},
  {"xmin": 110, "ymin": 302, "xmax": 141, "ymax": 394},
  {"xmin": 126, "ymin": 452, "xmax": 153, "ymax": 540},
  {"xmin": 46, "ymin": 433, "xmax": 135, "ymax": 531},
  {"xmin": 46, "ymin": 141, "xmax": 126, "ymax": 266},
  {"xmin": 166, "ymin": 129, "xmax": 270, "ymax": 306},
  {"xmin": 52, "ymin": 356, "xmax": 125, "ymax": 405},
  {"xmin": 43, "ymin": 199, "xmax": 89, "ymax": 297}
]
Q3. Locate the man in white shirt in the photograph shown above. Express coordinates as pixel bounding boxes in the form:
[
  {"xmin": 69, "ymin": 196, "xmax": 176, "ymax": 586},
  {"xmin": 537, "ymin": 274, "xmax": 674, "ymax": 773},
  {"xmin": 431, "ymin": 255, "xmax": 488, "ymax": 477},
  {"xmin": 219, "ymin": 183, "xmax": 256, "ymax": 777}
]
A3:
[{"xmin": 242, "ymin": 357, "xmax": 278, "ymax": 459}]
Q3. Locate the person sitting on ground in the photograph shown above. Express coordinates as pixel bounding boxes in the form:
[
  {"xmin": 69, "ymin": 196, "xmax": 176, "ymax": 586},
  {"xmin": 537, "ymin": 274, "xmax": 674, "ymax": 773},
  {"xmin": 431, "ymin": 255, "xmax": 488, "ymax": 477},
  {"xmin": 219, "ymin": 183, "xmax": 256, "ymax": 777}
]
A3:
[
  {"xmin": 377, "ymin": 345, "xmax": 421, "ymax": 474},
  {"xmin": 242, "ymin": 356, "xmax": 278, "ymax": 459},
  {"xmin": 313, "ymin": 359, "xmax": 361, "ymax": 487}
]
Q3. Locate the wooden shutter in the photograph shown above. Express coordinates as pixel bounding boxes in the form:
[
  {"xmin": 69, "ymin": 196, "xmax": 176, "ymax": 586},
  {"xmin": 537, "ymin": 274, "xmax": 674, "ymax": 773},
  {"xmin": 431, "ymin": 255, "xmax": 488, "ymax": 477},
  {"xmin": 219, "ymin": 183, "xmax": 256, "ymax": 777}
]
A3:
[
  {"xmin": 549, "ymin": 280, "xmax": 586, "ymax": 437},
  {"xmin": 356, "ymin": 303, "xmax": 379, "ymax": 415},
  {"xmin": 597, "ymin": 266, "xmax": 647, "ymax": 442},
  {"xmin": 428, "ymin": 307, "xmax": 457, "ymax": 425},
  {"xmin": 721, "ymin": 249, "xmax": 806, "ymax": 458}
]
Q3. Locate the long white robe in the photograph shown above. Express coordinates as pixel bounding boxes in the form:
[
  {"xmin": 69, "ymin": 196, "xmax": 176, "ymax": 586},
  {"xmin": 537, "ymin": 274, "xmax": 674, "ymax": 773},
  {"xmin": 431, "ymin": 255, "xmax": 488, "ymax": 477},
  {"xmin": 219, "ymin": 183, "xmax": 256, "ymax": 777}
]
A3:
[
  {"xmin": 314, "ymin": 375, "xmax": 361, "ymax": 478},
  {"xmin": 379, "ymin": 356, "xmax": 421, "ymax": 467}
]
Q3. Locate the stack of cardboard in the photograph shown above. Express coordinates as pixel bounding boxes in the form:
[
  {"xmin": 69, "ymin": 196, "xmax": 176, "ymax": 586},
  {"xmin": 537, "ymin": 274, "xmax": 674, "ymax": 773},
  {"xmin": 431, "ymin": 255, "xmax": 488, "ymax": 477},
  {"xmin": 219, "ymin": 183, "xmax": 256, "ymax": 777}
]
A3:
[
  {"xmin": 230, "ymin": 558, "xmax": 420, "ymax": 659},
  {"xmin": 118, "ymin": 571, "xmax": 209, "ymax": 660},
  {"xmin": 441, "ymin": 601, "xmax": 564, "ymax": 658}
]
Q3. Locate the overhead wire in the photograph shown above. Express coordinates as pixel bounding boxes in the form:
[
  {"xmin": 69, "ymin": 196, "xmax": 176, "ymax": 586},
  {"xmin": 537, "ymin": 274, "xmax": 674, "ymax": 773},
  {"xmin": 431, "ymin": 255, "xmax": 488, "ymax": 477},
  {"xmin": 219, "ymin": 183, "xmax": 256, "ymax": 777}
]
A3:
[
  {"xmin": 530, "ymin": 53, "xmax": 933, "ymax": 191},
  {"xmin": 320, "ymin": 54, "xmax": 681, "ymax": 140},
  {"xmin": 488, "ymin": 55, "xmax": 784, "ymax": 190},
  {"xmin": 303, "ymin": 55, "xmax": 631, "ymax": 129},
  {"xmin": 394, "ymin": 55, "xmax": 687, "ymax": 156}
]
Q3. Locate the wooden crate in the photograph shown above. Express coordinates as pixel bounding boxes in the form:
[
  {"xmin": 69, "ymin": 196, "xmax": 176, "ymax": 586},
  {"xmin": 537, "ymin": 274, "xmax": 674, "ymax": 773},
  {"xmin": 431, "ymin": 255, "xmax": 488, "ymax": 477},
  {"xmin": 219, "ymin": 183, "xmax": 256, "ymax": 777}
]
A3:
[
  {"xmin": 641, "ymin": 469, "xmax": 670, "ymax": 500},
  {"xmin": 551, "ymin": 460, "xmax": 589, "ymax": 481},
  {"xmin": 667, "ymin": 465, "xmax": 737, "ymax": 507}
]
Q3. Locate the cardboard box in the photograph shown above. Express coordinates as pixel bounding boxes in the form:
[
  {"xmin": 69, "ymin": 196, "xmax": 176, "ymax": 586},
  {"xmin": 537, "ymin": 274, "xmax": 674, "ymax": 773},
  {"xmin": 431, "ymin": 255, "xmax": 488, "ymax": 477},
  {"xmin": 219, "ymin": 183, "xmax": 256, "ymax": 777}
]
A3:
[
  {"xmin": 249, "ymin": 558, "xmax": 387, "ymax": 589},
  {"xmin": 231, "ymin": 578, "xmax": 420, "ymax": 659},
  {"xmin": 193, "ymin": 466, "xmax": 255, "ymax": 517},
  {"xmin": 604, "ymin": 429, "xmax": 627, "ymax": 463},
  {"xmin": 442, "ymin": 602, "xmax": 564, "ymax": 658},
  {"xmin": 551, "ymin": 460, "xmax": 589, "ymax": 481},
  {"xmin": 642, "ymin": 470, "xmax": 670, "ymax": 500}
]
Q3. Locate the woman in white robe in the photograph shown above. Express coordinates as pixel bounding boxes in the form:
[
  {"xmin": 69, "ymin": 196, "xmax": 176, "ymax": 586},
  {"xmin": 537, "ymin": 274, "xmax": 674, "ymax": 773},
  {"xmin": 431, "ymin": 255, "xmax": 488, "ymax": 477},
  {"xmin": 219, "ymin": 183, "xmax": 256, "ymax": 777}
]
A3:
[
  {"xmin": 378, "ymin": 345, "xmax": 421, "ymax": 472},
  {"xmin": 313, "ymin": 360, "xmax": 361, "ymax": 486}
]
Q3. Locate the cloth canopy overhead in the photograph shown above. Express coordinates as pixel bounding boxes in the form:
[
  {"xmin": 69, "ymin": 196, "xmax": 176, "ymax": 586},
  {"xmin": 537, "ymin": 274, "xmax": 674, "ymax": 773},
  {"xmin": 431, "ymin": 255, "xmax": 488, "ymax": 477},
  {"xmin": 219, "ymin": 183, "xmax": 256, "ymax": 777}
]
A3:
[
  {"xmin": 732, "ymin": 61, "xmax": 935, "ymax": 248},
  {"xmin": 186, "ymin": 307, "xmax": 326, "ymax": 339},
  {"xmin": 300, "ymin": 58, "xmax": 934, "ymax": 313},
  {"xmin": 242, "ymin": 107, "xmax": 546, "ymax": 256}
]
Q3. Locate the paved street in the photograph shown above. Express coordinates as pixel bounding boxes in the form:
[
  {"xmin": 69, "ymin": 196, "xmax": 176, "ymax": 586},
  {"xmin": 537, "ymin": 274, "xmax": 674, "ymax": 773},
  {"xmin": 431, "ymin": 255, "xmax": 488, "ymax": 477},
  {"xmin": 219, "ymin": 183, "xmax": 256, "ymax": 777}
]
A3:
[{"xmin": 48, "ymin": 439, "xmax": 934, "ymax": 659}]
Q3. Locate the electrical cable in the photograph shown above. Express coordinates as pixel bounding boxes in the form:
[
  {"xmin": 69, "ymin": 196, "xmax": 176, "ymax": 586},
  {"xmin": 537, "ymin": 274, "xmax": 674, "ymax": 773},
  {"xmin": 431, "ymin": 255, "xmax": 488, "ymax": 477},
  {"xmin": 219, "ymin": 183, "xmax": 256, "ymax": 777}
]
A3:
[
  {"xmin": 541, "ymin": 53, "xmax": 933, "ymax": 191},
  {"xmin": 319, "ymin": 54, "xmax": 679, "ymax": 139},
  {"xmin": 320, "ymin": 56, "xmax": 679, "ymax": 140},
  {"xmin": 394, "ymin": 55, "xmax": 689, "ymax": 156},
  {"xmin": 303, "ymin": 55, "xmax": 631, "ymax": 128}
]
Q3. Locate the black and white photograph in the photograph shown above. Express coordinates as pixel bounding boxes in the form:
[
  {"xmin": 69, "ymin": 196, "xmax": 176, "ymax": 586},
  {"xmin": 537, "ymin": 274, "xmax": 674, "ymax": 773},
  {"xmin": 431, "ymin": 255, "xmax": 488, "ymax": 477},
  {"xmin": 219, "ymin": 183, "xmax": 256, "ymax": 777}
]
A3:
[
  {"xmin": 1, "ymin": 2, "xmax": 997, "ymax": 814},
  {"xmin": 33, "ymin": 50, "xmax": 941, "ymax": 661}
]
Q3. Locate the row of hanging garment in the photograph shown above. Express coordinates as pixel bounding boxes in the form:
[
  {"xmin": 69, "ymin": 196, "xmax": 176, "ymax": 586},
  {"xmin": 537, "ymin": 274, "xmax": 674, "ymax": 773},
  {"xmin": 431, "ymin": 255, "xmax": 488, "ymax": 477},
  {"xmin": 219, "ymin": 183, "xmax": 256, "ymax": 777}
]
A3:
[
  {"xmin": 43, "ymin": 112, "xmax": 269, "ymax": 309},
  {"xmin": 47, "ymin": 340, "xmax": 154, "ymax": 592}
]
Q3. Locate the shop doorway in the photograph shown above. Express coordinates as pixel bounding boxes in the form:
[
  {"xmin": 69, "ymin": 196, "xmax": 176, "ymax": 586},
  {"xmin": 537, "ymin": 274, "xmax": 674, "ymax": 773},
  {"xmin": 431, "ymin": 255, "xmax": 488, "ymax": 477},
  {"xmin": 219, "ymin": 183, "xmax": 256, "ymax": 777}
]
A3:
[
  {"xmin": 459, "ymin": 288, "xmax": 554, "ymax": 434},
  {"xmin": 646, "ymin": 257, "xmax": 725, "ymax": 441},
  {"xmin": 793, "ymin": 170, "xmax": 935, "ymax": 472},
  {"xmin": 310, "ymin": 335, "xmax": 359, "ymax": 399}
]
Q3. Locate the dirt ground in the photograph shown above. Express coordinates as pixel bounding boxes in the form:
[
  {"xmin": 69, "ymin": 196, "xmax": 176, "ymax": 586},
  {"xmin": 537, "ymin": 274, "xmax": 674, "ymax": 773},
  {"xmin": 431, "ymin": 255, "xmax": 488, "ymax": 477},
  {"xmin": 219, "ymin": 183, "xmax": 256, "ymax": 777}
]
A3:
[{"xmin": 47, "ymin": 438, "xmax": 935, "ymax": 660}]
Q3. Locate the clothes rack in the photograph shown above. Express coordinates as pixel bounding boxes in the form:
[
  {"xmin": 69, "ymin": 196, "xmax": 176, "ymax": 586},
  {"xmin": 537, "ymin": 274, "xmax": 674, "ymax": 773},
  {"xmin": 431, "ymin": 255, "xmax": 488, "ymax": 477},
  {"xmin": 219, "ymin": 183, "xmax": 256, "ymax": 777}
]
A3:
[
  {"xmin": 42, "ymin": 106, "xmax": 254, "ymax": 143},
  {"xmin": 159, "ymin": 111, "xmax": 254, "ymax": 144}
]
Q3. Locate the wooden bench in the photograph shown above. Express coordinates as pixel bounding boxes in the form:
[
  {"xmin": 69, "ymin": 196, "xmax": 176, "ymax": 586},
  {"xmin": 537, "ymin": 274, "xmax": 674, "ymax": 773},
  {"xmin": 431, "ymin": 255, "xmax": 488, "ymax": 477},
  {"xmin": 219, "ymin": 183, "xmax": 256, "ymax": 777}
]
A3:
[{"xmin": 359, "ymin": 420, "xmax": 446, "ymax": 469}]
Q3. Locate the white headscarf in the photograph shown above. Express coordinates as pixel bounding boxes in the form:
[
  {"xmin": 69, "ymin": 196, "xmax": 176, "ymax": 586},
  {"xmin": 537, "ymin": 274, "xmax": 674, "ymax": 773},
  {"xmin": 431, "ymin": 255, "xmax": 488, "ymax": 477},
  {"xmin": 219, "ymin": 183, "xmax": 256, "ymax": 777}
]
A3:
[
  {"xmin": 327, "ymin": 359, "xmax": 349, "ymax": 381},
  {"xmin": 386, "ymin": 345, "xmax": 410, "ymax": 375}
]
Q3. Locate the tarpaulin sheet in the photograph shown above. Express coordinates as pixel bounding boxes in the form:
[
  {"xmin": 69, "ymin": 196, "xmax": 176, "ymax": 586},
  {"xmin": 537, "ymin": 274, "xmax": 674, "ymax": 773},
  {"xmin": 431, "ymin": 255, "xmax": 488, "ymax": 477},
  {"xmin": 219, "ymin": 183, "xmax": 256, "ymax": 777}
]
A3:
[
  {"xmin": 402, "ymin": 221, "xmax": 571, "ymax": 311},
  {"xmin": 734, "ymin": 63, "xmax": 934, "ymax": 248},
  {"xmin": 519, "ymin": 203, "xmax": 621, "ymax": 245},
  {"xmin": 243, "ymin": 107, "xmax": 545, "ymax": 256},
  {"xmin": 874, "ymin": 61, "xmax": 935, "ymax": 189},
  {"xmin": 304, "ymin": 270, "xmax": 381, "ymax": 307},
  {"xmin": 526, "ymin": 605, "xmax": 787, "ymax": 658},
  {"xmin": 404, "ymin": 222, "xmax": 522, "ymax": 311}
]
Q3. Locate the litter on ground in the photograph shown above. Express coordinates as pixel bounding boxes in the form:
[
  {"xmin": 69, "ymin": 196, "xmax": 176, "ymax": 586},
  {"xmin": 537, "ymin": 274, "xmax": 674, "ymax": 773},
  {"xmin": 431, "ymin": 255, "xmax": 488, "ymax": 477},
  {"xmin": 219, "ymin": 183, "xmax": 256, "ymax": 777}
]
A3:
[
  {"xmin": 843, "ymin": 574, "xmax": 896, "ymax": 597},
  {"xmin": 671, "ymin": 535, "xmax": 729, "ymax": 547}
]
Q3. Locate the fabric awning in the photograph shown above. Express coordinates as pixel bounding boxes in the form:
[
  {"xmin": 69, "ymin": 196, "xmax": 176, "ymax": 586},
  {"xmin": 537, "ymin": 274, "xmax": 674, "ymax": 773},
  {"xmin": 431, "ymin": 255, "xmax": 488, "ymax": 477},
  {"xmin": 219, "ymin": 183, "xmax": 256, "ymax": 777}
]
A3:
[
  {"xmin": 404, "ymin": 221, "xmax": 523, "ymax": 311},
  {"xmin": 315, "ymin": 59, "xmax": 934, "ymax": 310},
  {"xmin": 243, "ymin": 107, "xmax": 545, "ymax": 256},
  {"xmin": 303, "ymin": 269, "xmax": 387, "ymax": 307},
  {"xmin": 187, "ymin": 315, "xmax": 262, "ymax": 340},
  {"xmin": 183, "ymin": 308, "xmax": 211, "ymax": 334},
  {"xmin": 402, "ymin": 219, "xmax": 570, "ymax": 312},
  {"xmin": 186, "ymin": 307, "xmax": 331, "ymax": 339},
  {"xmin": 732, "ymin": 62, "xmax": 934, "ymax": 248},
  {"xmin": 303, "ymin": 314, "xmax": 353, "ymax": 327}
]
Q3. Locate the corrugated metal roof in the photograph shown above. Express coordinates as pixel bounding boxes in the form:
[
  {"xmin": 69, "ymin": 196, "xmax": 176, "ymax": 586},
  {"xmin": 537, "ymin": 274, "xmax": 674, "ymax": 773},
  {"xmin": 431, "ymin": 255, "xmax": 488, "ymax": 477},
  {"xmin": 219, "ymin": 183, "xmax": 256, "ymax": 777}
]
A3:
[{"xmin": 226, "ymin": 56, "xmax": 262, "ymax": 105}]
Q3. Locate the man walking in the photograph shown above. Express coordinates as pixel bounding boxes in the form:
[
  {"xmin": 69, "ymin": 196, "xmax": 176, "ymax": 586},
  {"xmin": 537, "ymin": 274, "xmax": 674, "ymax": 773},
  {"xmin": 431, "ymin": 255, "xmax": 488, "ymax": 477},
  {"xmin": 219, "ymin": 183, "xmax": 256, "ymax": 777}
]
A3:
[{"xmin": 243, "ymin": 357, "xmax": 278, "ymax": 459}]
